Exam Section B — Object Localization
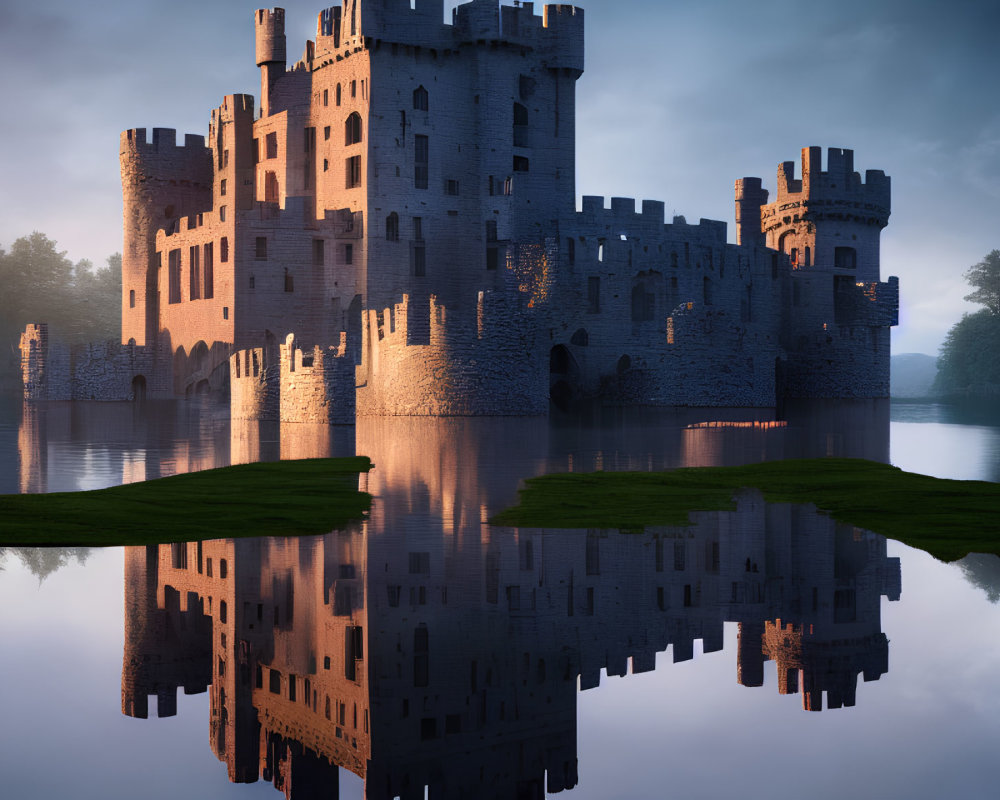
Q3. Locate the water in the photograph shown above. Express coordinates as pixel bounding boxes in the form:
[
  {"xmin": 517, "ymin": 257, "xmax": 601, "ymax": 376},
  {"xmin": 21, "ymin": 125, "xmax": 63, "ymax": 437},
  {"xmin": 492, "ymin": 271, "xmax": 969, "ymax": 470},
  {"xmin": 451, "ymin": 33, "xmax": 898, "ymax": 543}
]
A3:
[{"xmin": 0, "ymin": 397, "xmax": 998, "ymax": 799}]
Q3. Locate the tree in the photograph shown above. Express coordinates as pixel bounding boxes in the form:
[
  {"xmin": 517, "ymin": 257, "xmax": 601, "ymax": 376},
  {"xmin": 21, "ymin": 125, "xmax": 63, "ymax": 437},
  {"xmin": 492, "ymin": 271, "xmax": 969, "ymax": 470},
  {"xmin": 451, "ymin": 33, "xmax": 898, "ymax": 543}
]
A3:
[
  {"xmin": 963, "ymin": 249, "xmax": 1000, "ymax": 316},
  {"xmin": 934, "ymin": 250, "xmax": 1000, "ymax": 397},
  {"xmin": 0, "ymin": 233, "xmax": 121, "ymax": 387}
]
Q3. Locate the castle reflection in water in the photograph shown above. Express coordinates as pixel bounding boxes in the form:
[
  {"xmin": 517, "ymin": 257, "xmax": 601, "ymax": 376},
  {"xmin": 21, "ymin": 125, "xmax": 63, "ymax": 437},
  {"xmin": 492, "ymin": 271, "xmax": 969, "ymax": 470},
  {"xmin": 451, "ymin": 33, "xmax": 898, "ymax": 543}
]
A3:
[{"xmin": 78, "ymin": 401, "xmax": 899, "ymax": 800}]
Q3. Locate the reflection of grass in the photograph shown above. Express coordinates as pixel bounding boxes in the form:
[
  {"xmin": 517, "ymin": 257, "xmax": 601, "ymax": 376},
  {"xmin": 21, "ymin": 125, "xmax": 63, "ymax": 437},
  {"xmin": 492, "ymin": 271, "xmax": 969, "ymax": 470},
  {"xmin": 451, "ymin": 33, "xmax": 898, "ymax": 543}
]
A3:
[
  {"xmin": 491, "ymin": 458, "xmax": 1000, "ymax": 563},
  {"xmin": 0, "ymin": 457, "xmax": 372, "ymax": 546}
]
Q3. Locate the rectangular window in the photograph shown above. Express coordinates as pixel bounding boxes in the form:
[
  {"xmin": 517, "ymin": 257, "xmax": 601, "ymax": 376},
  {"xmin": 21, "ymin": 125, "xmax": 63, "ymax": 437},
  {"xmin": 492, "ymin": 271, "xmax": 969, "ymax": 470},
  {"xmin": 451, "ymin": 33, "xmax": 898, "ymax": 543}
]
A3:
[
  {"xmin": 223, "ymin": 149, "xmax": 230, "ymax": 168},
  {"xmin": 324, "ymin": 125, "xmax": 330, "ymax": 140},
  {"xmin": 220, "ymin": 178, "xmax": 227, "ymax": 197},
  {"xmin": 413, "ymin": 216, "xmax": 423, "ymax": 240},
  {"xmin": 445, "ymin": 179, "xmax": 459, "ymax": 196},
  {"xmin": 220, "ymin": 237, "xmax": 229, "ymax": 263},
  {"xmin": 486, "ymin": 247, "xmax": 498, "ymax": 271},
  {"xmin": 168, "ymin": 249, "xmax": 181, "ymax": 304},
  {"xmin": 414, "ymin": 135, "xmax": 428, "ymax": 189},
  {"xmin": 346, "ymin": 155, "xmax": 362, "ymax": 188},
  {"xmin": 219, "ymin": 205, "xmax": 226, "ymax": 222},
  {"xmin": 189, "ymin": 245, "xmax": 200, "ymax": 300},
  {"xmin": 252, "ymin": 138, "xmax": 259, "ymax": 165},
  {"xmin": 323, "ymin": 88, "xmax": 328, "ymax": 106},
  {"xmin": 513, "ymin": 155, "xmax": 529, "ymax": 172},
  {"xmin": 312, "ymin": 238, "xmax": 324, "ymax": 266},
  {"xmin": 129, "ymin": 289, "xmax": 135, "ymax": 308},
  {"xmin": 587, "ymin": 276, "xmax": 600, "ymax": 313},
  {"xmin": 256, "ymin": 237, "xmax": 267, "ymax": 260},
  {"xmin": 344, "ymin": 244, "xmax": 353, "ymax": 265},
  {"xmin": 264, "ymin": 171, "xmax": 279, "ymax": 203},
  {"xmin": 203, "ymin": 242, "xmax": 214, "ymax": 299},
  {"xmin": 284, "ymin": 270, "xmax": 294, "ymax": 292},
  {"xmin": 265, "ymin": 131, "xmax": 278, "ymax": 159},
  {"xmin": 412, "ymin": 245, "xmax": 426, "ymax": 277}
]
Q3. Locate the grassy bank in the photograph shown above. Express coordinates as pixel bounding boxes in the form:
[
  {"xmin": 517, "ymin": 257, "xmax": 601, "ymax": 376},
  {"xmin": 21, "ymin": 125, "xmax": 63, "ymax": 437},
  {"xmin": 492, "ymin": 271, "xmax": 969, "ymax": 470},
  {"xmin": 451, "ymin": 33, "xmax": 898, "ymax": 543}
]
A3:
[
  {"xmin": 492, "ymin": 458, "xmax": 1000, "ymax": 563},
  {"xmin": 0, "ymin": 457, "xmax": 372, "ymax": 546}
]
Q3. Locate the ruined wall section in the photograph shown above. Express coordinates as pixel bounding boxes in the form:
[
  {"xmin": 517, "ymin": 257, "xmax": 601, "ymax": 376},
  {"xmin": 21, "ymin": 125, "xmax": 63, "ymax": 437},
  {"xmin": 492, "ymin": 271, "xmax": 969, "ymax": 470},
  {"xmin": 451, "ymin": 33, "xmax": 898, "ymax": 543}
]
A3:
[
  {"xmin": 20, "ymin": 324, "xmax": 156, "ymax": 401},
  {"xmin": 356, "ymin": 291, "xmax": 547, "ymax": 415},
  {"xmin": 280, "ymin": 332, "xmax": 357, "ymax": 423},
  {"xmin": 230, "ymin": 346, "xmax": 279, "ymax": 421},
  {"xmin": 554, "ymin": 198, "xmax": 785, "ymax": 406},
  {"xmin": 120, "ymin": 128, "xmax": 213, "ymax": 348}
]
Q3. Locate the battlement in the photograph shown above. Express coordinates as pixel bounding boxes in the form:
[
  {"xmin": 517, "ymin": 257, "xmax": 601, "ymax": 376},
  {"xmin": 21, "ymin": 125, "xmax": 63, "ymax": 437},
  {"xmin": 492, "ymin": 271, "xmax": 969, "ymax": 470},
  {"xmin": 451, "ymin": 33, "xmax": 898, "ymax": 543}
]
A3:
[
  {"xmin": 577, "ymin": 196, "xmax": 727, "ymax": 242},
  {"xmin": 120, "ymin": 128, "xmax": 207, "ymax": 154},
  {"xmin": 303, "ymin": 1, "xmax": 583, "ymax": 70},
  {"xmin": 279, "ymin": 332, "xmax": 356, "ymax": 423},
  {"xmin": 774, "ymin": 147, "xmax": 891, "ymax": 211}
]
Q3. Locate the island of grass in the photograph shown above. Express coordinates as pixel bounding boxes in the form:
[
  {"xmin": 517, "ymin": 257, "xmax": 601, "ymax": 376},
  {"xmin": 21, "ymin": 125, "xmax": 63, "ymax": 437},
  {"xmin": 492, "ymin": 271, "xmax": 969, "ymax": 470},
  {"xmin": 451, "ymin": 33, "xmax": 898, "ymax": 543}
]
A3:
[
  {"xmin": 0, "ymin": 457, "xmax": 372, "ymax": 547},
  {"xmin": 491, "ymin": 458, "xmax": 1000, "ymax": 563}
]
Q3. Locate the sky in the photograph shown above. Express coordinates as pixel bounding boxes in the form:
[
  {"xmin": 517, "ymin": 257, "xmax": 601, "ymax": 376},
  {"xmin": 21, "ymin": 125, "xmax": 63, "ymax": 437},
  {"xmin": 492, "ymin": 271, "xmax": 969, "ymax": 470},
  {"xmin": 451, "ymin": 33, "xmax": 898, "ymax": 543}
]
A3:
[{"xmin": 0, "ymin": 0, "xmax": 997, "ymax": 355}]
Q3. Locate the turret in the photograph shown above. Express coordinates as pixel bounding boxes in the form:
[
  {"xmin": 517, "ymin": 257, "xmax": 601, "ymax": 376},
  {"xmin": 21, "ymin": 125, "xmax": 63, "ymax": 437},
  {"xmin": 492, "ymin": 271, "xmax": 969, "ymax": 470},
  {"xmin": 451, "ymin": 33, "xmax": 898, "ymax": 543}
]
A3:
[
  {"xmin": 255, "ymin": 8, "xmax": 286, "ymax": 117},
  {"xmin": 759, "ymin": 147, "xmax": 890, "ymax": 283},
  {"xmin": 734, "ymin": 177, "xmax": 768, "ymax": 248},
  {"xmin": 119, "ymin": 128, "xmax": 213, "ymax": 346}
]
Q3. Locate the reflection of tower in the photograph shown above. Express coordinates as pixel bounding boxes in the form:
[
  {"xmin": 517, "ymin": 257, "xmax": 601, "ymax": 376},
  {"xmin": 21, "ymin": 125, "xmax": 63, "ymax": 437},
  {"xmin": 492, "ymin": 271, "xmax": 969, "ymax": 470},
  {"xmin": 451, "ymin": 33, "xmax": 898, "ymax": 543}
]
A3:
[
  {"xmin": 121, "ymin": 545, "xmax": 212, "ymax": 719},
  {"xmin": 732, "ymin": 503, "xmax": 901, "ymax": 711},
  {"xmin": 17, "ymin": 402, "xmax": 46, "ymax": 494}
]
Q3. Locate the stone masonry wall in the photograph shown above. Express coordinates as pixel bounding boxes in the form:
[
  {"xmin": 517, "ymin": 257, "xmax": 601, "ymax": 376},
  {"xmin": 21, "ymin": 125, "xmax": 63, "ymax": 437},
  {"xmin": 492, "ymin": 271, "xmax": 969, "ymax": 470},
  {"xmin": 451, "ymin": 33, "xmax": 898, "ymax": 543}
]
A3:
[
  {"xmin": 20, "ymin": 323, "xmax": 155, "ymax": 401},
  {"xmin": 279, "ymin": 332, "xmax": 357, "ymax": 423},
  {"xmin": 356, "ymin": 291, "xmax": 548, "ymax": 415}
]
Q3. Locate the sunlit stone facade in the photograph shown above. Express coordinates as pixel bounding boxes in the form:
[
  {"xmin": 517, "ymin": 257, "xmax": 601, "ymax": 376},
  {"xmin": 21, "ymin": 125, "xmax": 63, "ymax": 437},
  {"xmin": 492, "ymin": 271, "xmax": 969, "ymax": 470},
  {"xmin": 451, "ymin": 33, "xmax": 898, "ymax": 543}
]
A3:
[{"xmin": 23, "ymin": 0, "xmax": 898, "ymax": 414}]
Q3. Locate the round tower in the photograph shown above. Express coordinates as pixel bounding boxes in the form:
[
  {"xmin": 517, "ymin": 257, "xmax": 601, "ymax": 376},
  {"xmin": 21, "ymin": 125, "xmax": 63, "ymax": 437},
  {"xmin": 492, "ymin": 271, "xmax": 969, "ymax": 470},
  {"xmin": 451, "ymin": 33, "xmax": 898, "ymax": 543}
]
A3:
[
  {"xmin": 759, "ymin": 146, "xmax": 890, "ymax": 283},
  {"xmin": 255, "ymin": 8, "xmax": 287, "ymax": 117},
  {"xmin": 120, "ymin": 128, "xmax": 213, "ymax": 348}
]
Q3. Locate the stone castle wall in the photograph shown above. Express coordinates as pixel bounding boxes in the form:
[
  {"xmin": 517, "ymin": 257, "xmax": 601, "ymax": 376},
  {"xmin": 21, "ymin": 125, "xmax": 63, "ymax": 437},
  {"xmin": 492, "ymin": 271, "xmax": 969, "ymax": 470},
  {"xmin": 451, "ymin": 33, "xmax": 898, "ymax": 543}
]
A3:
[
  {"xmin": 356, "ymin": 291, "xmax": 548, "ymax": 416},
  {"xmin": 20, "ymin": 323, "xmax": 156, "ymax": 402}
]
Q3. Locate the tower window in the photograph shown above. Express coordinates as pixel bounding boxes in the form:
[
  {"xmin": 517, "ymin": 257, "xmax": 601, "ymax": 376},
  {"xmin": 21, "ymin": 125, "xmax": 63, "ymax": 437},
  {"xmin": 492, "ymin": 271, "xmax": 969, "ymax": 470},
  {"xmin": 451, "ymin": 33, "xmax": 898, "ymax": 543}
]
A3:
[
  {"xmin": 413, "ymin": 85, "xmax": 428, "ymax": 111},
  {"xmin": 345, "ymin": 112, "xmax": 362, "ymax": 146},
  {"xmin": 386, "ymin": 212, "xmax": 399, "ymax": 241},
  {"xmin": 255, "ymin": 237, "xmax": 267, "ymax": 260},
  {"xmin": 346, "ymin": 155, "xmax": 362, "ymax": 188}
]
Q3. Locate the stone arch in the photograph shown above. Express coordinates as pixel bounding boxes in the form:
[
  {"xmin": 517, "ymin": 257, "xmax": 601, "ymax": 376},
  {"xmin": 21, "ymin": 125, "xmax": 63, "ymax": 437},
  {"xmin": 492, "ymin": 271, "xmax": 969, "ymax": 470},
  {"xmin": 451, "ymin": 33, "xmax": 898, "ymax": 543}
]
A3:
[
  {"xmin": 549, "ymin": 344, "xmax": 580, "ymax": 411},
  {"xmin": 131, "ymin": 375, "xmax": 147, "ymax": 402},
  {"xmin": 570, "ymin": 328, "xmax": 589, "ymax": 346}
]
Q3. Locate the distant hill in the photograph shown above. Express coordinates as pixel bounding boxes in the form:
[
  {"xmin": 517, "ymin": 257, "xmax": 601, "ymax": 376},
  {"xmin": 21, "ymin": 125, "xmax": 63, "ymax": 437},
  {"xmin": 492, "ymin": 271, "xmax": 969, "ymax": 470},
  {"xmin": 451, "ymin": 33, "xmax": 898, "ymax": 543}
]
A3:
[{"xmin": 891, "ymin": 353, "xmax": 938, "ymax": 398}]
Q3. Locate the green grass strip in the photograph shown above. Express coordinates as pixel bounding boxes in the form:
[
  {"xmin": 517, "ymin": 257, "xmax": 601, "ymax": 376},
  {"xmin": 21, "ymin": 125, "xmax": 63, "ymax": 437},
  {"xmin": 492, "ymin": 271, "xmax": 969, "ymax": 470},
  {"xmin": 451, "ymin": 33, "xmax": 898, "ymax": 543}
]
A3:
[
  {"xmin": 491, "ymin": 458, "xmax": 1000, "ymax": 563},
  {"xmin": 0, "ymin": 457, "xmax": 373, "ymax": 547}
]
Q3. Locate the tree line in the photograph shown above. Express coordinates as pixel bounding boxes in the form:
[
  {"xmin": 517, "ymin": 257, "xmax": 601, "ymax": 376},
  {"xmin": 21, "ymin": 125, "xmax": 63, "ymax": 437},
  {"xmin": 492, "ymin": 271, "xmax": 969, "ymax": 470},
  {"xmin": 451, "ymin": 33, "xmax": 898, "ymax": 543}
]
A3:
[
  {"xmin": 0, "ymin": 232, "xmax": 121, "ymax": 389},
  {"xmin": 934, "ymin": 250, "xmax": 1000, "ymax": 398}
]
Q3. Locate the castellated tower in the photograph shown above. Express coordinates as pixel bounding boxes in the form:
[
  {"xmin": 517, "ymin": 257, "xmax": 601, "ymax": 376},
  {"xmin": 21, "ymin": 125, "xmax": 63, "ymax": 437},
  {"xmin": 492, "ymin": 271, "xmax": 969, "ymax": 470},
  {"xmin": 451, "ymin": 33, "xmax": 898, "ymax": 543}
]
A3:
[
  {"xmin": 736, "ymin": 147, "xmax": 898, "ymax": 399},
  {"xmin": 120, "ymin": 129, "xmax": 213, "ymax": 348}
]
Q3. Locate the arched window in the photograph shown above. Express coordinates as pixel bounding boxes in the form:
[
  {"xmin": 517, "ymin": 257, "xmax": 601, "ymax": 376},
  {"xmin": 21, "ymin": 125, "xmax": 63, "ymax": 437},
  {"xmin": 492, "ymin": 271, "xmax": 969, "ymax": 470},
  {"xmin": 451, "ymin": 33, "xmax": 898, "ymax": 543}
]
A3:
[
  {"xmin": 413, "ymin": 85, "xmax": 428, "ymax": 111},
  {"xmin": 385, "ymin": 212, "xmax": 399, "ymax": 242},
  {"xmin": 345, "ymin": 112, "xmax": 362, "ymax": 146}
]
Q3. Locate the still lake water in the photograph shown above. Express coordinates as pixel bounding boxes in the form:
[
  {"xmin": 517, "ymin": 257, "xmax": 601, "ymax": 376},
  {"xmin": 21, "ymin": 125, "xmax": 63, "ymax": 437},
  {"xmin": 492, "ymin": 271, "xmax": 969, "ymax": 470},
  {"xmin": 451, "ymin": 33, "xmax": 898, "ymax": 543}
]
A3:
[{"xmin": 0, "ymin": 397, "xmax": 998, "ymax": 799}]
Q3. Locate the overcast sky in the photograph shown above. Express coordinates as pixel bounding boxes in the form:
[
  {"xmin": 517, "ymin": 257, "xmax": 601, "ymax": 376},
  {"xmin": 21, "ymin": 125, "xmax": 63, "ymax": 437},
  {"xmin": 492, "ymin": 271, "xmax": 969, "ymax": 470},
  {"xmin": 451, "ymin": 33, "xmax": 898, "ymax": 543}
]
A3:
[{"xmin": 1, "ymin": 0, "xmax": 997, "ymax": 355}]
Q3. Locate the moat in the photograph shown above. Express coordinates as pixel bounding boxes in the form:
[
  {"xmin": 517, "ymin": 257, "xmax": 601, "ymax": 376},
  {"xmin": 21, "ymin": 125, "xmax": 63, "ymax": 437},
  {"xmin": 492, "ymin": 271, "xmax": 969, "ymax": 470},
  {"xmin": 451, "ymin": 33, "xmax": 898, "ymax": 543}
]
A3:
[{"xmin": 1, "ymin": 399, "xmax": 998, "ymax": 799}]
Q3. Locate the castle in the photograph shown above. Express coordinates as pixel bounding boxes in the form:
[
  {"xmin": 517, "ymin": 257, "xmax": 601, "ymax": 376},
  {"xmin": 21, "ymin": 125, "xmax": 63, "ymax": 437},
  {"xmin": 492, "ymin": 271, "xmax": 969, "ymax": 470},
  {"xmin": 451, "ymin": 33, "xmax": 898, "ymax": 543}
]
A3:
[{"xmin": 21, "ymin": 0, "xmax": 898, "ymax": 417}]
